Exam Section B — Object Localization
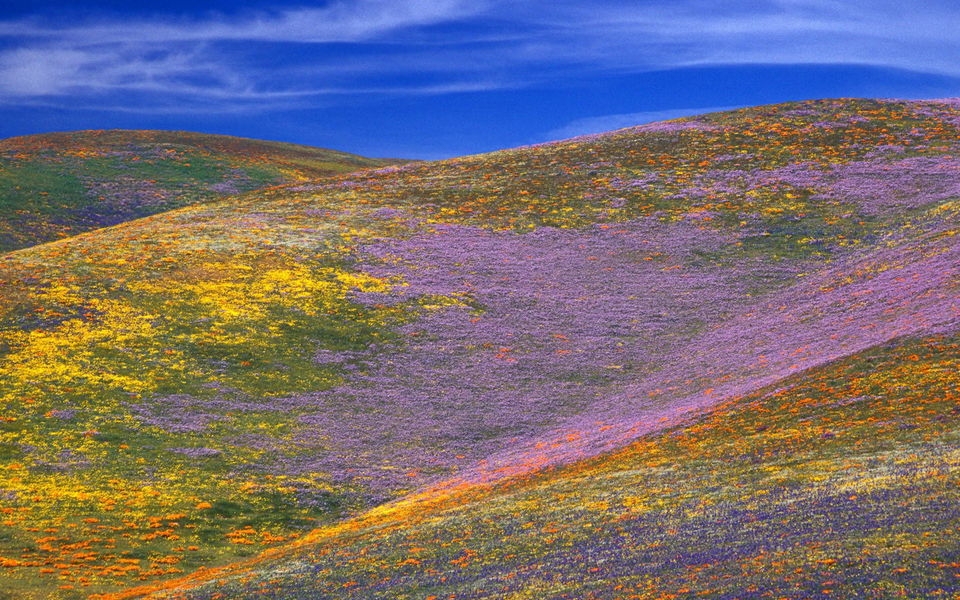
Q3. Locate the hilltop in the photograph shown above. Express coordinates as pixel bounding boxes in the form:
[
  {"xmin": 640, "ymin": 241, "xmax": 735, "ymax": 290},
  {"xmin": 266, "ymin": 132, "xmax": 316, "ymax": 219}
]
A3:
[
  {"xmin": 0, "ymin": 130, "xmax": 403, "ymax": 253},
  {"xmin": 0, "ymin": 98, "xmax": 957, "ymax": 599}
]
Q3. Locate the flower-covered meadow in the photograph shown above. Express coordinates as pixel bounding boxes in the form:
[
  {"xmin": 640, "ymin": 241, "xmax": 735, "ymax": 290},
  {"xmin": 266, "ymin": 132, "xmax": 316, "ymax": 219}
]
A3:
[
  {"xmin": 0, "ymin": 130, "xmax": 400, "ymax": 253},
  {"xmin": 0, "ymin": 98, "xmax": 958, "ymax": 598},
  {"xmin": 128, "ymin": 330, "xmax": 959, "ymax": 599}
]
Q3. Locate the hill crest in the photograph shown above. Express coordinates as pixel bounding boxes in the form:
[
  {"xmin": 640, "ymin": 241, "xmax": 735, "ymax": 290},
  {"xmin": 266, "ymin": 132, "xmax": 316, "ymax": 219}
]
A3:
[{"xmin": 0, "ymin": 129, "xmax": 404, "ymax": 253}]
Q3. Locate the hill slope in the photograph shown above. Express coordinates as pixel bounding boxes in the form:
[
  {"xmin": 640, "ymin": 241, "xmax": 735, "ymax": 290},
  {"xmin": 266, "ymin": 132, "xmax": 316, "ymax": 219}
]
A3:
[
  {"xmin": 0, "ymin": 99, "xmax": 957, "ymax": 598},
  {"xmin": 123, "ymin": 331, "xmax": 960, "ymax": 599},
  {"xmin": 0, "ymin": 130, "xmax": 402, "ymax": 252}
]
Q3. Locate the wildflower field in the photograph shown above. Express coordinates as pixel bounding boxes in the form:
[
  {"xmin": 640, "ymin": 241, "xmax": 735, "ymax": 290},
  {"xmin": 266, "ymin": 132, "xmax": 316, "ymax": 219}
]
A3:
[
  {"xmin": 0, "ymin": 98, "xmax": 958, "ymax": 598},
  {"xmin": 0, "ymin": 130, "xmax": 400, "ymax": 253}
]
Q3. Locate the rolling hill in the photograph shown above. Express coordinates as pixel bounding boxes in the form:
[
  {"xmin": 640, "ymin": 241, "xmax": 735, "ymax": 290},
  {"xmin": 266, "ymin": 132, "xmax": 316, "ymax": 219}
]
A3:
[
  {"xmin": 0, "ymin": 98, "xmax": 958, "ymax": 599},
  {"xmin": 0, "ymin": 130, "xmax": 403, "ymax": 253}
]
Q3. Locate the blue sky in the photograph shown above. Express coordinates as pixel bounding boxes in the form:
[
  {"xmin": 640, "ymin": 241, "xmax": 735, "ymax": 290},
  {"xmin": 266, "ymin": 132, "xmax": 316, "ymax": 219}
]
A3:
[{"xmin": 1, "ymin": 0, "xmax": 959, "ymax": 159}]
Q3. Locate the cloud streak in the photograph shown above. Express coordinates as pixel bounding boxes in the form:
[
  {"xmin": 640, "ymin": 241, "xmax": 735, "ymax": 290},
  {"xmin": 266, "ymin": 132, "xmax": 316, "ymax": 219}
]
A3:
[
  {"xmin": 507, "ymin": 0, "xmax": 960, "ymax": 77},
  {"xmin": 3, "ymin": 0, "xmax": 481, "ymax": 44},
  {"xmin": 0, "ymin": 0, "xmax": 958, "ymax": 113},
  {"xmin": 0, "ymin": 0, "xmax": 489, "ymax": 107},
  {"xmin": 545, "ymin": 106, "xmax": 744, "ymax": 141}
]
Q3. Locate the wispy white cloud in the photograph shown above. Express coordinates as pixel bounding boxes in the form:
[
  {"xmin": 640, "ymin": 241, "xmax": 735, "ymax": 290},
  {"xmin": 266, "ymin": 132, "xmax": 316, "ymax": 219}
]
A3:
[
  {"xmin": 0, "ymin": 48, "xmax": 90, "ymax": 96},
  {"xmin": 0, "ymin": 0, "xmax": 958, "ymax": 113},
  {"xmin": 503, "ymin": 0, "xmax": 960, "ymax": 77},
  {"xmin": 544, "ymin": 106, "xmax": 742, "ymax": 141},
  {"xmin": 0, "ymin": 0, "xmax": 490, "ymax": 107},
  {"xmin": 4, "ymin": 0, "xmax": 483, "ymax": 44}
]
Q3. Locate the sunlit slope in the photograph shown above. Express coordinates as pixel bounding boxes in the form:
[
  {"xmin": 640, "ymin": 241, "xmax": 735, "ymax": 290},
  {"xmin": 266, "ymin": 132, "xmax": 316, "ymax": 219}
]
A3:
[
  {"xmin": 0, "ymin": 98, "xmax": 958, "ymax": 598},
  {"xmin": 130, "ymin": 330, "xmax": 960, "ymax": 599},
  {"xmin": 0, "ymin": 130, "xmax": 402, "ymax": 252}
]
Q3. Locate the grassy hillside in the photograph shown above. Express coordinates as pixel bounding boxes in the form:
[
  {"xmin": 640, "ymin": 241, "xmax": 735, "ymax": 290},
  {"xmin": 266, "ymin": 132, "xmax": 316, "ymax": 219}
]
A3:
[
  {"xmin": 121, "ymin": 331, "xmax": 960, "ymax": 599},
  {"xmin": 0, "ymin": 98, "xmax": 957, "ymax": 598},
  {"xmin": 0, "ymin": 130, "xmax": 402, "ymax": 252}
]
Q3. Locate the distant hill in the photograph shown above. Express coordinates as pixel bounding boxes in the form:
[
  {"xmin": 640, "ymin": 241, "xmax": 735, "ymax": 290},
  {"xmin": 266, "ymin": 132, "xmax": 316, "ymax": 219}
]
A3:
[
  {"xmin": 0, "ymin": 99, "xmax": 958, "ymax": 599},
  {"xmin": 0, "ymin": 130, "xmax": 404, "ymax": 252}
]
